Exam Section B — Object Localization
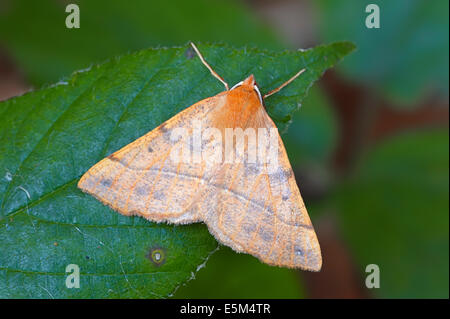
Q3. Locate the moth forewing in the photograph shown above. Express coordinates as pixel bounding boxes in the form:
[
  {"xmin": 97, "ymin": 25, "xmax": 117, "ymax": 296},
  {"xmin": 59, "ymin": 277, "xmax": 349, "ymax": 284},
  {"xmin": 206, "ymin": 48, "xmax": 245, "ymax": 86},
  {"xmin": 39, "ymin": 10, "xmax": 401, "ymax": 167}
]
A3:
[{"xmin": 78, "ymin": 44, "xmax": 321, "ymax": 271}]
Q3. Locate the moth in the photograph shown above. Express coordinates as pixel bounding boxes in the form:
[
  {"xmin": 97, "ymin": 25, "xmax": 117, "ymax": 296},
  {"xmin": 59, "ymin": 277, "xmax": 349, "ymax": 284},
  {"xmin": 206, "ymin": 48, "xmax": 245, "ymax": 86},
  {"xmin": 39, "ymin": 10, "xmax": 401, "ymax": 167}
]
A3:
[{"xmin": 78, "ymin": 43, "xmax": 322, "ymax": 271}]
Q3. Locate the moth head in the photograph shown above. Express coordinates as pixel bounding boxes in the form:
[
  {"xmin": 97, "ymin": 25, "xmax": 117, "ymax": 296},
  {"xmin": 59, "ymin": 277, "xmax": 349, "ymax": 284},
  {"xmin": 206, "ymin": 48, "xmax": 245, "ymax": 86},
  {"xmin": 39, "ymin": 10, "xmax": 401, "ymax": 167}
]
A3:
[{"xmin": 230, "ymin": 74, "xmax": 263, "ymax": 105}]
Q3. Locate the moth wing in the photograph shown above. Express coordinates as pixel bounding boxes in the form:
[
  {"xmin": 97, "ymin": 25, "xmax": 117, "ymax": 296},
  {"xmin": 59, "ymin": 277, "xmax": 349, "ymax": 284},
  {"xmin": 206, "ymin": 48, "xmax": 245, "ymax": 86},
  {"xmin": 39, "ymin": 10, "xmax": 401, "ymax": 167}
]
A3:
[
  {"xmin": 200, "ymin": 119, "xmax": 322, "ymax": 271},
  {"xmin": 78, "ymin": 92, "xmax": 227, "ymax": 224}
]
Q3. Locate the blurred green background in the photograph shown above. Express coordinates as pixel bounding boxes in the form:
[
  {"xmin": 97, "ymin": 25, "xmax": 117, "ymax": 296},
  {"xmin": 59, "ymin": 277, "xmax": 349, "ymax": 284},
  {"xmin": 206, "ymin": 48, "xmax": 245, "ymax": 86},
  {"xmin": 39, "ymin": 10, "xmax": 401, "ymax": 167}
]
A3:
[{"xmin": 0, "ymin": 0, "xmax": 448, "ymax": 298}]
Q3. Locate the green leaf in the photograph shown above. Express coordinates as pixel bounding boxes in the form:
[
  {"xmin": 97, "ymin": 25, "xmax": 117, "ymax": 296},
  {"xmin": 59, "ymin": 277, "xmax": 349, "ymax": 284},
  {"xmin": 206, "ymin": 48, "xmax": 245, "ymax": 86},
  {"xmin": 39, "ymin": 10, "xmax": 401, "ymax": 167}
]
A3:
[
  {"xmin": 172, "ymin": 246, "xmax": 305, "ymax": 298},
  {"xmin": 316, "ymin": 0, "xmax": 449, "ymax": 105},
  {"xmin": 331, "ymin": 129, "xmax": 449, "ymax": 298},
  {"xmin": 0, "ymin": 42, "xmax": 355, "ymax": 298},
  {"xmin": 0, "ymin": 0, "xmax": 280, "ymax": 85},
  {"xmin": 282, "ymin": 86, "xmax": 337, "ymax": 167}
]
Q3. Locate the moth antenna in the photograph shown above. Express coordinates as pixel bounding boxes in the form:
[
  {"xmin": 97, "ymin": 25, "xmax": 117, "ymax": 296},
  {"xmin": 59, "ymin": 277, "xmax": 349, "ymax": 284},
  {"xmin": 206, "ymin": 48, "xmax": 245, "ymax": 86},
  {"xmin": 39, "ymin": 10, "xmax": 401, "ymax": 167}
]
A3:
[
  {"xmin": 190, "ymin": 42, "xmax": 229, "ymax": 90},
  {"xmin": 263, "ymin": 68, "xmax": 306, "ymax": 99}
]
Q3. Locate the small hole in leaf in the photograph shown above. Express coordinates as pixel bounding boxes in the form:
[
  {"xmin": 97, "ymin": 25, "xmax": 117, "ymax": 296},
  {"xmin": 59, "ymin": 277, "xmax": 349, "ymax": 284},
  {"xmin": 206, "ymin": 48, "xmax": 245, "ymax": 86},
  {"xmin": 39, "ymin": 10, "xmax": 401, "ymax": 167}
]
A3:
[{"xmin": 147, "ymin": 247, "xmax": 166, "ymax": 267}]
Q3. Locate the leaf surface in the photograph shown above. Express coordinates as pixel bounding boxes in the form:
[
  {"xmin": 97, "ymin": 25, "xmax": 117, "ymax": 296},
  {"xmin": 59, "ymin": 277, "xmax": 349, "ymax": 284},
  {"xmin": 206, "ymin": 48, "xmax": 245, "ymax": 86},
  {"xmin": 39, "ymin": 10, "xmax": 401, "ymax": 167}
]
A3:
[{"xmin": 0, "ymin": 42, "xmax": 355, "ymax": 298}]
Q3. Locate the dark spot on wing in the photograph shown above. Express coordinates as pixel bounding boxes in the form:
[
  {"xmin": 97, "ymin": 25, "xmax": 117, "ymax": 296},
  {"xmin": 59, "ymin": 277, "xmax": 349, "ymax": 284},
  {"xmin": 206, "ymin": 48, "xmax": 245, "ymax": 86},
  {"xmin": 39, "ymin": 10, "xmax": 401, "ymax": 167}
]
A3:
[
  {"xmin": 107, "ymin": 154, "xmax": 121, "ymax": 163},
  {"xmin": 269, "ymin": 167, "xmax": 293, "ymax": 183},
  {"xmin": 283, "ymin": 168, "xmax": 293, "ymax": 179},
  {"xmin": 294, "ymin": 246, "xmax": 304, "ymax": 257},
  {"xmin": 159, "ymin": 123, "xmax": 173, "ymax": 142},
  {"xmin": 148, "ymin": 145, "xmax": 154, "ymax": 152},
  {"xmin": 101, "ymin": 179, "xmax": 112, "ymax": 187},
  {"xmin": 159, "ymin": 122, "xmax": 168, "ymax": 133},
  {"xmin": 107, "ymin": 153, "xmax": 130, "ymax": 166}
]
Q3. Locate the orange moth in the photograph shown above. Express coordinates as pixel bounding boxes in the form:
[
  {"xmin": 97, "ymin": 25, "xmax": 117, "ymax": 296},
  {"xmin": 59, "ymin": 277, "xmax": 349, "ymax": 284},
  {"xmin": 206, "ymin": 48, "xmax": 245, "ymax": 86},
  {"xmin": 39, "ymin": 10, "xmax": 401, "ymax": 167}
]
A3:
[{"xmin": 78, "ymin": 43, "xmax": 322, "ymax": 271}]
